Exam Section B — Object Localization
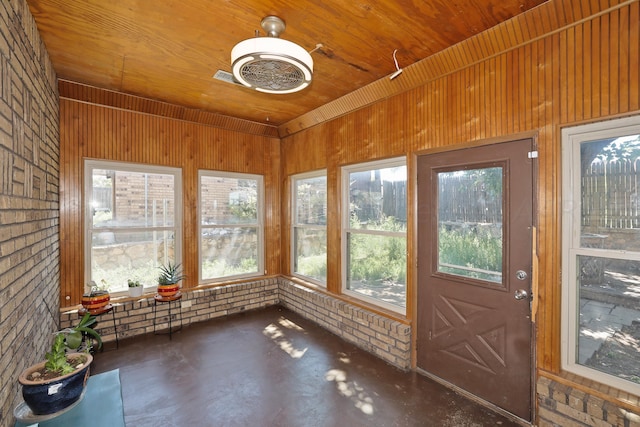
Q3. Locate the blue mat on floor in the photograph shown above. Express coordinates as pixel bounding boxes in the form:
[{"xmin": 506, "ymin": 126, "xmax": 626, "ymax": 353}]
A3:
[{"xmin": 15, "ymin": 369, "xmax": 125, "ymax": 427}]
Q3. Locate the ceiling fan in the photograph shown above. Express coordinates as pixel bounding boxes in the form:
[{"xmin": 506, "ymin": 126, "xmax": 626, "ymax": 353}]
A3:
[{"xmin": 214, "ymin": 16, "xmax": 314, "ymax": 94}]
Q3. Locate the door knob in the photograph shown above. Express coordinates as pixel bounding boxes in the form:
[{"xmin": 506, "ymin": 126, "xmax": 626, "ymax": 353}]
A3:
[{"xmin": 514, "ymin": 289, "xmax": 529, "ymax": 300}]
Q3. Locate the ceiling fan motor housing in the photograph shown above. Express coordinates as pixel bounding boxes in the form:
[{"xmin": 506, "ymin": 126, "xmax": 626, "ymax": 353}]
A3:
[{"xmin": 231, "ymin": 16, "xmax": 313, "ymax": 94}]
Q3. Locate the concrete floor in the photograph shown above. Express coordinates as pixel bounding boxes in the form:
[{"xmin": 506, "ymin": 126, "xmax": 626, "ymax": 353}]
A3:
[
  {"xmin": 92, "ymin": 305, "xmax": 522, "ymax": 427},
  {"xmin": 579, "ymin": 298, "xmax": 640, "ymax": 363}
]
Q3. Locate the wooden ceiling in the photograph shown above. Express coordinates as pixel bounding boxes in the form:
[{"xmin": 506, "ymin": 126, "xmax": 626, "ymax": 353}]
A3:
[{"xmin": 27, "ymin": 0, "xmax": 547, "ymax": 132}]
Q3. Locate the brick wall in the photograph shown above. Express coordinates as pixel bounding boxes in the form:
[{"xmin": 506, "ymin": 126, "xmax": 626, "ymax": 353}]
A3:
[
  {"xmin": 60, "ymin": 278, "xmax": 280, "ymax": 341},
  {"xmin": 537, "ymin": 377, "xmax": 640, "ymax": 427},
  {"xmin": 278, "ymin": 278, "xmax": 411, "ymax": 370},
  {"xmin": 0, "ymin": 1, "xmax": 60, "ymax": 426}
]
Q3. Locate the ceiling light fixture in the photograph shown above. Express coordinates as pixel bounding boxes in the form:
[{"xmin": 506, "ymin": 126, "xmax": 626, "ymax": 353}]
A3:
[{"xmin": 231, "ymin": 16, "xmax": 313, "ymax": 94}]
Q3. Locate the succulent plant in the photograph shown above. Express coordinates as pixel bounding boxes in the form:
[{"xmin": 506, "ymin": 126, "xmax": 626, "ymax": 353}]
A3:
[
  {"xmin": 158, "ymin": 262, "xmax": 186, "ymax": 285},
  {"xmin": 84, "ymin": 279, "xmax": 110, "ymax": 297},
  {"xmin": 127, "ymin": 279, "xmax": 142, "ymax": 287}
]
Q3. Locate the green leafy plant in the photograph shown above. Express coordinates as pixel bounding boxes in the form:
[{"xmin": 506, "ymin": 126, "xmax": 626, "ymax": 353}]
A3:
[
  {"xmin": 201, "ymin": 258, "xmax": 257, "ymax": 279},
  {"xmin": 44, "ymin": 313, "xmax": 102, "ymax": 376},
  {"xmin": 158, "ymin": 262, "xmax": 186, "ymax": 285},
  {"xmin": 438, "ymin": 225, "xmax": 502, "ymax": 281},
  {"xmin": 296, "ymin": 254, "xmax": 327, "ymax": 282},
  {"xmin": 349, "ymin": 233, "xmax": 406, "ymax": 285},
  {"xmin": 44, "ymin": 335, "xmax": 76, "ymax": 375}
]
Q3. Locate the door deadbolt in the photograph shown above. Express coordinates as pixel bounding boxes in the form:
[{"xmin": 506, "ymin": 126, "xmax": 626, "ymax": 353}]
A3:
[{"xmin": 515, "ymin": 270, "xmax": 528, "ymax": 280}]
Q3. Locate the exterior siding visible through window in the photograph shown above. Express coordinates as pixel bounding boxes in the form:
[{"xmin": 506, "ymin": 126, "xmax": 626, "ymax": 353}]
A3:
[
  {"xmin": 198, "ymin": 170, "xmax": 264, "ymax": 282},
  {"xmin": 561, "ymin": 115, "xmax": 640, "ymax": 396},
  {"xmin": 291, "ymin": 171, "xmax": 327, "ymax": 285},
  {"xmin": 342, "ymin": 157, "xmax": 407, "ymax": 314},
  {"xmin": 84, "ymin": 160, "xmax": 182, "ymax": 294}
]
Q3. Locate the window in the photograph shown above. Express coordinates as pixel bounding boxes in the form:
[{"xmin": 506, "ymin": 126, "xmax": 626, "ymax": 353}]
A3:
[
  {"xmin": 437, "ymin": 167, "xmax": 503, "ymax": 283},
  {"xmin": 342, "ymin": 158, "xmax": 407, "ymax": 313},
  {"xmin": 199, "ymin": 171, "xmax": 264, "ymax": 282},
  {"xmin": 291, "ymin": 171, "xmax": 327, "ymax": 284},
  {"xmin": 561, "ymin": 115, "xmax": 640, "ymax": 395},
  {"xmin": 85, "ymin": 161, "xmax": 182, "ymax": 294}
]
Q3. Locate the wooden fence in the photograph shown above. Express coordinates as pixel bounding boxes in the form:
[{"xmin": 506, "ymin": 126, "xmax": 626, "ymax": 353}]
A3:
[
  {"xmin": 582, "ymin": 158, "xmax": 640, "ymax": 229},
  {"xmin": 437, "ymin": 172, "xmax": 502, "ymax": 225}
]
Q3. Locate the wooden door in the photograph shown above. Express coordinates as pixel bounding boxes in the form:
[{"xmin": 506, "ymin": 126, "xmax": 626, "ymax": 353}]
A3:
[{"xmin": 416, "ymin": 139, "xmax": 534, "ymax": 421}]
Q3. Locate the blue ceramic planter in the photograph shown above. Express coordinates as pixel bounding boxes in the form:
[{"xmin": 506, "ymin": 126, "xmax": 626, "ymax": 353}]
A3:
[{"xmin": 18, "ymin": 353, "xmax": 92, "ymax": 415}]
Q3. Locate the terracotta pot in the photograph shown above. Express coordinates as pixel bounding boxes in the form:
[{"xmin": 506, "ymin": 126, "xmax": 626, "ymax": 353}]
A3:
[
  {"xmin": 18, "ymin": 353, "xmax": 92, "ymax": 415},
  {"xmin": 81, "ymin": 292, "xmax": 110, "ymax": 311},
  {"xmin": 157, "ymin": 284, "xmax": 180, "ymax": 297}
]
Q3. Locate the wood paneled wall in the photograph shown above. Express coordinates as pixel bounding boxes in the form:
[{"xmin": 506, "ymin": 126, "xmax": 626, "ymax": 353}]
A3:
[
  {"xmin": 279, "ymin": 0, "xmax": 640, "ymax": 379},
  {"xmin": 59, "ymin": 81, "xmax": 280, "ymax": 138},
  {"xmin": 59, "ymin": 100, "xmax": 281, "ymax": 307}
]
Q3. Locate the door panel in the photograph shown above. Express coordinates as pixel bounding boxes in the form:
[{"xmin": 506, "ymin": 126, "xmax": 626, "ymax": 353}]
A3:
[{"xmin": 416, "ymin": 139, "xmax": 533, "ymax": 421}]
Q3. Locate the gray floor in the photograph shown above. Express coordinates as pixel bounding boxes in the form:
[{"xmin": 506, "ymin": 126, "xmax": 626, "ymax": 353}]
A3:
[{"xmin": 92, "ymin": 305, "xmax": 522, "ymax": 427}]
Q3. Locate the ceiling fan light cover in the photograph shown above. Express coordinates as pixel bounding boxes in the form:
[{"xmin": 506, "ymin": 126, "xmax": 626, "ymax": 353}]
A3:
[{"xmin": 231, "ymin": 37, "xmax": 313, "ymax": 94}]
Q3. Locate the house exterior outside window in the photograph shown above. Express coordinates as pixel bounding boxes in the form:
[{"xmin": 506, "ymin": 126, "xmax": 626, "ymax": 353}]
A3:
[
  {"xmin": 199, "ymin": 171, "xmax": 264, "ymax": 282},
  {"xmin": 85, "ymin": 160, "xmax": 182, "ymax": 294},
  {"xmin": 561, "ymin": 115, "xmax": 640, "ymax": 395},
  {"xmin": 342, "ymin": 157, "xmax": 407, "ymax": 314}
]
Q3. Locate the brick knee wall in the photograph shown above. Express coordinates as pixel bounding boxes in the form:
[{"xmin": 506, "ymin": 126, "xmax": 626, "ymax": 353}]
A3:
[
  {"xmin": 537, "ymin": 377, "xmax": 640, "ymax": 427},
  {"xmin": 60, "ymin": 278, "xmax": 280, "ymax": 339},
  {"xmin": 278, "ymin": 278, "xmax": 411, "ymax": 370}
]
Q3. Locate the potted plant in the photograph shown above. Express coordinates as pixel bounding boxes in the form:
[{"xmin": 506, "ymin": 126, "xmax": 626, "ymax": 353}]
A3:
[
  {"xmin": 17, "ymin": 313, "xmax": 102, "ymax": 416},
  {"xmin": 81, "ymin": 280, "xmax": 110, "ymax": 312},
  {"xmin": 157, "ymin": 262, "xmax": 186, "ymax": 297},
  {"xmin": 127, "ymin": 279, "xmax": 144, "ymax": 297}
]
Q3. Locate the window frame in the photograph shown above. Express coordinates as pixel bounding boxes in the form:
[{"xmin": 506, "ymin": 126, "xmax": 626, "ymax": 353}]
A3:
[
  {"xmin": 291, "ymin": 170, "xmax": 327, "ymax": 286},
  {"xmin": 84, "ymin": 160, "xmax": 183, "ymax": 295},
  {"xmin": 197, "ymin": 170, "xmax": 265, "ymax": 284},
  {"xmin": 561, "ymin": 115, "xmax": 640, "ymax": 395},
  {"xmin": 341, "ymin": 157, "xmax": 407, "ymax": 314}
]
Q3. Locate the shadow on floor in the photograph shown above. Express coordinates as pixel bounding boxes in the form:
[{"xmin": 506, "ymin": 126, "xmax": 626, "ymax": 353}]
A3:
[{"xmin": 92, "ymin": 305, "xmax": 523, "ymax": 427}]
